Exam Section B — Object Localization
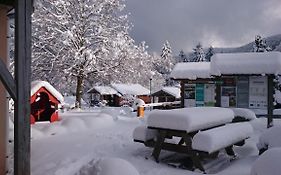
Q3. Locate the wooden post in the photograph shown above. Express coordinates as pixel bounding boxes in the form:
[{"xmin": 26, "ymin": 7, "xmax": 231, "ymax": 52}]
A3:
[
  {"xmin": 14, "ymin": 0, "xmax": 32, "ymax": 174},
  {"xmin": 180, "ymin": 81, "xmax": 185, "ymax": 108},
  {"xmin": 215, "ymin": 83, "xmax": 221, "ymax": 107},
  {"xmin": 267, "ymin": 75, "xmax": 274, "ymax": 128},
  {"xmin": 0, "ymin": 6, "xmax": 8, "ymax": 175}
]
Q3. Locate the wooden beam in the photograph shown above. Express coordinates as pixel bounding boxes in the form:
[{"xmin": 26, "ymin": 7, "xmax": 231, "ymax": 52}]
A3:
[
  {"xmin": 267, "ymin": 75, "xmax": 274, "ymax": 128},
  {"xmin": 0, "ymin": 58, "xmax": 16, "ymax": 100},
  {"xmin": 14, "ymin": 0, "xmax": 32, "ymax": 174}
]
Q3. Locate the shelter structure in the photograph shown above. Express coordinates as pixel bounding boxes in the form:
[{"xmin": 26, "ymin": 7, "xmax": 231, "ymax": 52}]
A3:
[
  {"xmin": 170, "ymin": 52, "xmax": 281, "ymax": 127},
  {"xmin": 0, "ymin": 0, "xmax": 33, "ymax": 174},
  {"xmin": 87, "ymin": 86, "xmax": 119, "ymax": 106},
  {"xmin": 30, "ymin": 81, "xmax": 64, "ymax": 123},
  {"xmin": 151, "ymin": 86, "xmax": 181, "ymax": 103},
  {"xmin": 111, "ymin": 83, "xmax": 151, "ymax": 106}
]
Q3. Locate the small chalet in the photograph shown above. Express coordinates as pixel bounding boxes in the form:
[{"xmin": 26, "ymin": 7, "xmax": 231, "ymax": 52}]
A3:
[
  {"xmin": 111, "ymin": 83, "xmax": 151, "ymax": 106},
  {"xmin": 30, "ymin": 80, "xmax": 64, "ymax": 124},
  {"xmin": 170, "ymin": 52, "xmax": 281, "ymax": 127},
  {"xmin": 87, "ymin": 86, "xmax": 119, "ymax": 106},
  {"xmin": 152, "ymin": 86, "xmax": 181, "ymax": 103}
]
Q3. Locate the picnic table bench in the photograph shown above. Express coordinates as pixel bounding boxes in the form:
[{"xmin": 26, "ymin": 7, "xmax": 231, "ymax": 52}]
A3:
[{"xmin": 133, "ymin": 107, "xmax": 254, "ymax": 173}]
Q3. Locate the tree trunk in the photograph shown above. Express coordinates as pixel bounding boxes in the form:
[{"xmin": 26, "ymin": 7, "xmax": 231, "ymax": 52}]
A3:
[{"xmin": 75, "ymin": 76, "xmax": 83, "ymax": 108}]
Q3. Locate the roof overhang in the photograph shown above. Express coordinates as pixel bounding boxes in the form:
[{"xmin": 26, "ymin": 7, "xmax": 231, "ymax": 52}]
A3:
[
  {"xmin": 170, "ymin": 52, "xmax": 281, "ymax": 80},
  {"xmin": 211, "ymin": 52, "xmax": 281, "ymax": 76},
  {"xmin": 170, "ymin": 62, "xmax": 212, "ymax": 80}
]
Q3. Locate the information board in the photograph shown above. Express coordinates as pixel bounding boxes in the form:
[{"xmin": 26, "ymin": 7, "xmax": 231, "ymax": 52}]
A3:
[
  {"xmin": 196, "ymin": 84, "xmax": 204, "ymax": 106},
  {"xmin": 237, "ymin": 76, "xmax": 249, "ymax": 108},
  {"xmin": 249, "ymin": 76, "xmax": 267, "ymax": 109},
  {"xmin": 184, "ymin": 84, "xmax": 196, "ymax": 107},
  {"xmin": 221, "ymin": 86, "xmax": 236, "ymax": 107},
  {"xmin": 204, "ymin": 84, "xmax": 216, "ymax": 106}
]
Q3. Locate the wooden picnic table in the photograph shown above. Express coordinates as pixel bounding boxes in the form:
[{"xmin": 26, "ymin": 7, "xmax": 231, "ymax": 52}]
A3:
[{"xmin": 134, "ymin": 107, "xmax": 254, "ymax": 173}]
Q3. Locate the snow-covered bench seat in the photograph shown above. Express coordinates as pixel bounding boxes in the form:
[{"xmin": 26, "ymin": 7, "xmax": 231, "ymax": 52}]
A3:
[
  {"xmin": 133, "ymin": 125, "xmax": 158, "ymax": 143},
  {"xmin": 192, "ymin": 122, "xmax": 254, "ymax": 154},
  {"xmin": 257, "ymin": 126, "xmax": 281, "ymax": 154},
  {"xmin": 147, "ymin": 107, "xmax": 235, "ymax": 133},
  {"xmin": 230, "ymin": 108, "xmax": 257, "ymax": 122}
]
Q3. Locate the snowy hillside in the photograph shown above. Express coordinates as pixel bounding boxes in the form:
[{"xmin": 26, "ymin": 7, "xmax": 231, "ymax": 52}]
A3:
[
  {"xmin": 178, "ymin": 34, "xmax": 281, "ymax": 62},
  {"xmin": 213, "ymin": 34, "xmax": 281, "ymax": 53}
]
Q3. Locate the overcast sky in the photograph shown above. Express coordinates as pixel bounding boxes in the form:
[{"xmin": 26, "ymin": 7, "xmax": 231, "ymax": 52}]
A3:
[{"xmin": 124, "ymin": 0, "xmax": 281, "ymax": 54}]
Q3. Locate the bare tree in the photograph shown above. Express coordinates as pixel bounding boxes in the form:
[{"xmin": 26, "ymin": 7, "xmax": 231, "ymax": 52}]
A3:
[{"xmin": 32, "ymin": 0, "xmax": 133, "ymax": 108}]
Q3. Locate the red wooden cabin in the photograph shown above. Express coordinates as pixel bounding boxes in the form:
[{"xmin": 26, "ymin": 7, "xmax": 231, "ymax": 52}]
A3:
[{"xmin": 30, "ymin": 81, "xmax": 64, "ymax": 124}]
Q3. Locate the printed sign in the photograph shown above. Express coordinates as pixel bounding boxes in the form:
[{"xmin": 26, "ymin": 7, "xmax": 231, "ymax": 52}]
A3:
[
  {"xmin": 221, "ymin": 86, "xmax": 236, "ymax": 107},
  {"xmin": 196, "ymin": 84, "xmax": 204, "ymax": 106},
  {"xmin": 249, "ymin": 76, "xmax": 267, "ymax": 109},
  {"xmin": 237, "ymin": 76, "xmax": 249, "ymax": 108},
  {"xmin": 204, "ymin": 84, "xmax": 216, "ymax": 106},
  {"xmin": 184, "ymin": 84, "xmax": 196, "ymax": 107},
  {"xmin": 221, "ymin": 96, "xmax": 230, "ymax": 107}
]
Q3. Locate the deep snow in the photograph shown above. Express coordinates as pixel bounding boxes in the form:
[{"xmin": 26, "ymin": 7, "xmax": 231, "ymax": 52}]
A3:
[{"xmin": 23, "ymin": 107, "xmax": 281, "ymax": 175}]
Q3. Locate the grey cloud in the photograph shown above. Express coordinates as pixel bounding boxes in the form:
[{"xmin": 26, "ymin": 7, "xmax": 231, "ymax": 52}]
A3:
[{"xmin": 124, "ymin": 0, "xmax": 281, "ymax": 54}]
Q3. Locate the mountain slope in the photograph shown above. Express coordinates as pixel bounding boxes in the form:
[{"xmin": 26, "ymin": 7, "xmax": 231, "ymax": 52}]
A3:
[{"xmin": 213, "ymin": 34, "xmax": 281, "ymax": 53}]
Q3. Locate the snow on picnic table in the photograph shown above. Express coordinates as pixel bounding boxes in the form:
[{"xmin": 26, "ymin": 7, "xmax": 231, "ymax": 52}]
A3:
[
  {"xmin": 30, "ymin": 107, "xmax": 278, "ymax": 175},
  {"xmin": 147, "ymin": 107, "xmax": 234, "ymax": 132}
]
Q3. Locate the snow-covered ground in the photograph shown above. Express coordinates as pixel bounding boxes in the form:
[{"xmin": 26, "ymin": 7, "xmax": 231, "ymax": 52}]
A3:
[{"xmin": 26, "ymin": 107, "xmax": 280, "ymax": 175}]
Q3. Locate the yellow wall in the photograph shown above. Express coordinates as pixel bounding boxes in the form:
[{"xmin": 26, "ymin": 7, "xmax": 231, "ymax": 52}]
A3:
[{"xmin": 0, "ymin": 6, "xmax": 8, "ymax": 174}]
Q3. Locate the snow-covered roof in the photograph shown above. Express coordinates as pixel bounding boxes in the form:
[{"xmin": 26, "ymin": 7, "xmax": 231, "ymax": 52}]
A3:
[
  {"xmin": 170, "ymin": 52, "xmax": 281, "ymax": 80},
  {"xmin": 31, "ymin": 80, "xmax": 64, "ymax": 102},
  {"xmin": 87, "ymin": 86, "xmax": 119, "ymax": 95},
  {"xmin": 211, "ymin": 52, "xmax": 281, "ymax": 75},
  {"xmin": 111, "ymin": 83, "xmax": 150, "ymax": 96},
  {"xmin": 160, "ymin": 87, "xmax": 181, "ymax": 98},
  {"xmin": 170, "ymin": 62, "xmax": 212, "ymax": 80}
]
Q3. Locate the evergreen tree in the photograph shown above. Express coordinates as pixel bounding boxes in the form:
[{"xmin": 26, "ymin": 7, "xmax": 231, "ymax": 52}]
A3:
[
  {"xmin": 192, "ymin": 43, "xmax": 206, "ymax": 62},
  {"xmin": 179, "ymin": 49, "xmax": 188, "ymax": 62},
  {"xmin": 253, "ymin": 35, "xmax": 271, "ymax": 52},
  {"xmin": 153, "ymin": 40, "xmax": 175, "ymax": 86},
  {"xmin": 205, "ymin": 46, "xmax": 214, "ymax": 62},
  {"xmin": 253, "ymin": 35, "xmax": 280, "ymax": 107}
]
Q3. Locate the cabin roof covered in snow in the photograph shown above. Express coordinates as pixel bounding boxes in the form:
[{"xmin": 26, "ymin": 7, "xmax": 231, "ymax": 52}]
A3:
[
  {"xmin": 31, "ymin": 80, "xmax": 64, "ymax": 102},
  {"xmin": 170, "ymin": 52, "xmax": 281, "ymax": 80},
  {"xmin": 153, "ymin": 87, "xmax": 181, "ymax": 98},
  {"xmin": 211, "ymin": 52, "xmax": 281, "ymax": 75},
  {"xmin": 87, "ymin": 86, "xmax": 119, "ymax": 95},
  {"xmin": 170, "ymin": 62, "xmax": 212, "ymax": 80},
  {"xmin": 111, "ymin": 83, "xmax": 150, "ymax": 96}
]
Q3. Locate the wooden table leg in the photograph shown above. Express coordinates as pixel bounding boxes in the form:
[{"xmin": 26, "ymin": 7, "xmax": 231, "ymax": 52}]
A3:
[
  {"xmin": 225, "ymin": 145, "xmax": 236, "ymax": 157},
  {"xmin": 152, "ymin": 130, "xmax": 166, "ymax": 162},
  {"xmin": 182, "ymin": 135, "xmax": 205, "ymax": 173}
]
